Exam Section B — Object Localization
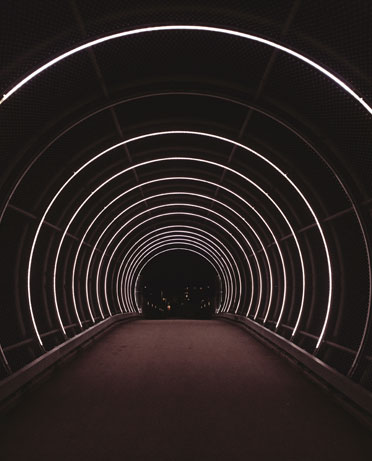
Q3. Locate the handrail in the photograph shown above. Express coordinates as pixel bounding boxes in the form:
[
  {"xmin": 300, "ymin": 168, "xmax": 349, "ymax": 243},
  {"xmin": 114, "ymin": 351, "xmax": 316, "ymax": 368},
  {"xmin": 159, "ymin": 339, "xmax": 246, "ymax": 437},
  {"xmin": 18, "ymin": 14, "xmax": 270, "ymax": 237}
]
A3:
[{"xmin": 0, "ymin": 313, "xmax": 140, "ymax": 407}]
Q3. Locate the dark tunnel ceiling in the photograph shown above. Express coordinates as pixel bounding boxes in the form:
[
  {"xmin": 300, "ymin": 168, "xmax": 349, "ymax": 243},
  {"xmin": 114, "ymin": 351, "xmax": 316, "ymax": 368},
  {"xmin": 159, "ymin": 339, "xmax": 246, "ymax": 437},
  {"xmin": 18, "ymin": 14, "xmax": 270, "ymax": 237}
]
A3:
[{"xmin": 1, "ymin": 0, "xmax": 372, "ymax": 389}]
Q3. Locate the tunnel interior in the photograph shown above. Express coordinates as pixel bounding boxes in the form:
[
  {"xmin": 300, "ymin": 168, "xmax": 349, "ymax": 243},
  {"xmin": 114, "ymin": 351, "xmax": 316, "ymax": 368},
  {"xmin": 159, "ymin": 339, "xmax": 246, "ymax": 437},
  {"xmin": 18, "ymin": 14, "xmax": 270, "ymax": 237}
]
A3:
[
  {"xmin": 0, "ymin": 0, "xmax": 372, "ymax": 421},
  {"xmin": 138, "ymin": 250, "xmax": 218, "ymax": 318}
]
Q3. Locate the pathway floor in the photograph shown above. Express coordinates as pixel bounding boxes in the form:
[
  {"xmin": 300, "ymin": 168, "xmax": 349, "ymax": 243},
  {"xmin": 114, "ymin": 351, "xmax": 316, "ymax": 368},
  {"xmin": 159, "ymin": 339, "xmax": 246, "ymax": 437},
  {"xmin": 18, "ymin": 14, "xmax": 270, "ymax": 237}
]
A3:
[{"xmin": 1, "ymin": 319, "xmax": 371, "ymax": 460}]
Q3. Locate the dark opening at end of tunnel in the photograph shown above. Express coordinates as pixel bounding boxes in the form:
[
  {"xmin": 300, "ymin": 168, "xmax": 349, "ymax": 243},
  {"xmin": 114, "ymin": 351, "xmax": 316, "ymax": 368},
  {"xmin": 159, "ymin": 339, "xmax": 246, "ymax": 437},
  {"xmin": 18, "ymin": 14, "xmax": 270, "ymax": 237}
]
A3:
[{"xmin": 137, "ymin": 250, "xmax": 219, "ymax": 319}]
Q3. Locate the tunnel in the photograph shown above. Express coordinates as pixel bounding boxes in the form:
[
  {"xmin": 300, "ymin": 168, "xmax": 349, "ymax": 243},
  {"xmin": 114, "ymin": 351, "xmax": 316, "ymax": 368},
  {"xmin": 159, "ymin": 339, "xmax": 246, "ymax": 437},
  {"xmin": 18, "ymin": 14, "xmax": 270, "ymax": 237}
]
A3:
[
  {"xmin": 139, "ymin": 250, "xmax": 218, "ymax": 318},
  {"xmin": 1, "ymin": 1, "xmax": 372, "ymax": 459}
]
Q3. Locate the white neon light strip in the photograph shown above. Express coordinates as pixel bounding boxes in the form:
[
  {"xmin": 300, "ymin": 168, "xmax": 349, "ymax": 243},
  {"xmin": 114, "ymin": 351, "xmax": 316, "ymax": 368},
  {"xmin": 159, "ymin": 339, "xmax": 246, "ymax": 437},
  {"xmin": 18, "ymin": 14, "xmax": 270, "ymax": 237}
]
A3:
[
  {"xmin": 128, "ymin": 238, "xmax": 229, "ymax": 313},
  {"xmin": 120, "ymin": 231, "xmax": 233, "ymax": 314},
  {"xmin": 117, "ymin": 230, "xmax": 233, "ymax": 314},
  {"xmin": 129, "ymin": 239, "xmax": 231, "ymax": 314},
  {"xmin": 70, "ymin": 176, "xmax": 281, "ymax": 328},
  {"xmin": 84, "ymin": 197, "xmax": 246, "ymax": 320},
  {"xmin": 133, "ymin": 246, "xmax": 224, "ymax": 314},
  {"xmin": 119, "ymin": 231, "xmax": 236, "ymax": 314},
  {"xmin": 102, "ymin": 219, "xmax": 235, "ymax": 314},
  {"xmin": 85, "ymin": 191, "xmax": 256, "ymax": 318},
  {"xmin": 71, "ymin": 178, "xmax": 255, "ymax": 320},
  {"xmin": 127, "ymin": 243, "xmax": 229, "ymax": 314},
  {"xmin": 28, "ymin": 131, "xmax": 313, "ymax": 347},
  {"xmin": 68, "ymin": 145, "xmax": 299, "ymax": 331},
  {"xmin": 62, "ymin": 154, "xmax": 273, "ymax": 335},
  {"xmin": 96, "ymin": 205, "xmax": 246, "ymax": 317},
  {"xmin": 117, "ymin": 213, "xmax": 248, "ymax": 315},
  {"xmin": 123, "ymin": 236, "xmax": 232, "ymax": 313},
  {"xmin": 1, "ymin": 25, "xmax": 371, "ymax": 117},
  {"xmin": 116, "ymin": 225, "xmax": 238, "ymax": 315},
  {"xmin": 93, "ymin": 209, "xmax": 241, "ymax": 316},
  {"xmin": 133, "ymin": 246, "xmax": 225, "ymax": 313}
]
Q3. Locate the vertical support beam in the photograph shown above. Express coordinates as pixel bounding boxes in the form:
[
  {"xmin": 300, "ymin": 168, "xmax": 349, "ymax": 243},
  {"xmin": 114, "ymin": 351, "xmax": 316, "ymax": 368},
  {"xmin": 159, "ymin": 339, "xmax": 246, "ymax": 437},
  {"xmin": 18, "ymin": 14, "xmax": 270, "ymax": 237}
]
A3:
[
  {"xmin": 212, "ymin": 0, "xmax": 302, "ymax": 200},
  {"xmin": 69, "ymin": 0, "xmax": 151, "ymax": 210},
  {"xmin": 0, "ymin": 345, "xmax": 11, "ymax": 376}
]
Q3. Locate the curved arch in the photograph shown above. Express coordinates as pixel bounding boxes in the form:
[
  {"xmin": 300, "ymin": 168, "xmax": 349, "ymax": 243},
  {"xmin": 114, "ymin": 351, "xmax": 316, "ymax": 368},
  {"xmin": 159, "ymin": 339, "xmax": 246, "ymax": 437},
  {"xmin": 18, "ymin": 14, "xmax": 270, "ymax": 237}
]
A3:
[
  {"xmin": 94, "ymin": 205, "xmax": 251, "ymax": 319},
  {"xmin": 58, "ymin": 146, "xmax": 305, "ymax": 336},
  {"xmin": 0, "ymin": 7, "xmax": 371, "ymax": 402},
  {"xmin": 121, "ymin": 234, "xmax": 234, "ymax": 314},
  {"xmin": 1, "ymin": 25, "xmax": 371, "ymax": 117},
  {"xmin": 117, "ymin": 229, "xmax": 237, "ymax": 315},
  {"xmin": 81, "ymin": 190, "xmax": 261, "ymax": 319},
  {"xmin": 3, "ymin": 89, "xmax": 366, "ymax": 363},
  {"xmin": 117, "ymin": 230, "xmax": 240, "ymax": 314},
  {"xmin": 70, "ymin": 175, "xmax": 285, "ymax": 331},
  {"xmin": 134, "ymin": 246, "xmax": 224, "ymax": 313},
  {"xmin": 115, "ymin": 224, "xmax": 251, "ymax": 316},
  {"xmin": 29, "ymin": 133, "xmax": 308, "ymax": 346}
]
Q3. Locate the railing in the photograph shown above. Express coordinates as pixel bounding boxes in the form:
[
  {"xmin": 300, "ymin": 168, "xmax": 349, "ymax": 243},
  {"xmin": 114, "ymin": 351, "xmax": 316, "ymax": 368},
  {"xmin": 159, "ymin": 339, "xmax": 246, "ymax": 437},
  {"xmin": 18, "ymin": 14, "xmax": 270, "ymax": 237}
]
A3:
[
  {"xmin": 218, "ymin": 312, "xmax": 372, "ymax": 428},
  {"xmin": 0, "ymin": 313, "xmax": 140, "ymax": 408}
]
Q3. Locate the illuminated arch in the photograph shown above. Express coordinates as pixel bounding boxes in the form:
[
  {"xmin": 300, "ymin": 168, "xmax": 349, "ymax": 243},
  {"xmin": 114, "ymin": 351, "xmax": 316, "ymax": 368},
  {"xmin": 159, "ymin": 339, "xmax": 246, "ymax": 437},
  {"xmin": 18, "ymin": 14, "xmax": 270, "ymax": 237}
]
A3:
[
  {"xmin": 1, "ymin": 25, "xmax": 370, "ymax": 117},
  {"xmin": 121, "ymin": 234, "xmax": 234, "ymax": 313},
  {"xmin": 134, "ymin": 246, "xmax": 224, "ymax": 313},
  {"xmin": 81, "ymin": 191, "xmax": 262, "ymax": 319},
  {"xmin": 27, "ymin": 134, "xmax": 326, "ymax": 349},
  {"xmin": 117, "ymin": 230, "xmax": 240, "ymax": 314},
  {"xmin": 70, "ymin": 176, "xmax": 286, "ymax": 330},
  {"xmin": 93, "ymin": 205, "xmax": 251, "ymax": 318}
]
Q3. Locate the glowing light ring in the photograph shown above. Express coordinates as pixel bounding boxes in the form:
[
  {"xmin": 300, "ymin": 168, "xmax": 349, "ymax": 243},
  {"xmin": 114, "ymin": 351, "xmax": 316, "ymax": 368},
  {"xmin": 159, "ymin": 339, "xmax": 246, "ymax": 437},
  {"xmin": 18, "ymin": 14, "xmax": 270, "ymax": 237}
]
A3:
[
  {"xmin": 56, "ymin": 143, "xmax": 287, "ymax": 335},
  {"xmin": 126, "ymin": 238, "xmax": 229, "ymax": 313},
  {"xmin": 120, "ymin": 231, "xmax": 235, "ymax": 314},
  {"xmin": 132, "ymin": 244, "xmax": 225, "ymax": 314},
  {"xmin": 55, "ymin": 156, "xmax": 252, "ymax": 332},
  {"xmin": 134, "ymin": 246, "xmax": 225, "ymax": 313},
  {"xmin": 90, "ymin": 190, "xmax": 257, "ymax": 316},
  {"xmin": 29, "ymin": 132, "xmax": 309, "ymax": 347},
  {"xmin": 117, "ymin": 217, "xmax": 251, "ymax": 315},
  {"xmin": 71, "ymin": 143, "xmax": 301, "ymax": 331},
  {"xmin": 94, "ymin": 209, "xmax": 242, "ymax": 316},
  {"xmin": 116, "ymin": 225, "xmax": 240, "ymax": 315},
  {"xmin": 117, "ymin": 230, "xmax": 234, "ymax": 314},
  {"xmin": 127, "ymin": 244, "xmax": 229, "ymax": 314},
  {"xmin": 71, "ymin": 180, "xmax": 258, "ymax": 320},
  {"xmin": 0, "ymin": 24, "xmax": 362, "ymax": 351},
  {"xmin": 84, "ymin": 196, "xmax": 249, "ymax": 320},
  {"xmin": 130, "ymin": 238, "xmax": 233, "ymax": 314},
  {"xmin": 118, "ymin": 230, "xmax": 238, "ymax": 314},
  {"xmin": 1, "ymin": 25, "xmax": 371, "ymax": 117},
  {"xmin": 4, "ymin": 88, "xmax": 364, "ymax": 368},
  {"xmin": 0, "ymin": 21, "xmax": 367, "ymax": 368},
  {"xmin": 122, "ymin": 235, "xmax": 233, "ymax": 314},
  {"xmin": 97, "ymin": 205, "xmax": 247, "ymax": 317},
  {"xmin": 70, "ymin": 176, "xmax": 280, "ymax": 329}
]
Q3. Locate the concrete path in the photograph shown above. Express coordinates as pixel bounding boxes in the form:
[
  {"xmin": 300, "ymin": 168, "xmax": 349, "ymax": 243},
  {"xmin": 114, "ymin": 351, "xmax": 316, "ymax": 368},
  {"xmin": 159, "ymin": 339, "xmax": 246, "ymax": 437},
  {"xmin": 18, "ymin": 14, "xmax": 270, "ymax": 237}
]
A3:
[{"xmin": 1, "ymin": 319, "xmax": 371, "ymax": 460}]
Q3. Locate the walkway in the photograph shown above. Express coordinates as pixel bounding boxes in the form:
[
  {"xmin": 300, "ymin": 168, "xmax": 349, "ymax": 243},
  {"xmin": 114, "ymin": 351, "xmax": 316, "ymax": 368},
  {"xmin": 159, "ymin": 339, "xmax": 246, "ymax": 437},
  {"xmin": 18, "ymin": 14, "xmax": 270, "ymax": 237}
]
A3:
[{"xmin": 1, "ymin": 319, "xmax": 371, "ymax": 460}]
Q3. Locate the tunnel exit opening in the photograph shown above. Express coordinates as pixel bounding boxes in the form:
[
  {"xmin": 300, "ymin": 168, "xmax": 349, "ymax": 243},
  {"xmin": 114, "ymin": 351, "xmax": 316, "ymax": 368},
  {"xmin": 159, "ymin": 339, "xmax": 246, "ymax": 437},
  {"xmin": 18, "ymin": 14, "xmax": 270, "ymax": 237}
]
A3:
[{"xmin": 136, "ymin": 250, "xmax": 220, "ymax": 319}]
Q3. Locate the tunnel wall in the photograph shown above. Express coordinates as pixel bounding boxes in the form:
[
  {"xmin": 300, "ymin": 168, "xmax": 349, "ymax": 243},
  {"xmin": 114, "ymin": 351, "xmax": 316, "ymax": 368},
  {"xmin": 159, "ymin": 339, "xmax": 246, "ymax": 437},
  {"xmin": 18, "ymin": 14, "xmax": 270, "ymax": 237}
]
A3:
[{"xmin": 1, "ymin": 1, "xmax": 372, "ymax": 411}]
